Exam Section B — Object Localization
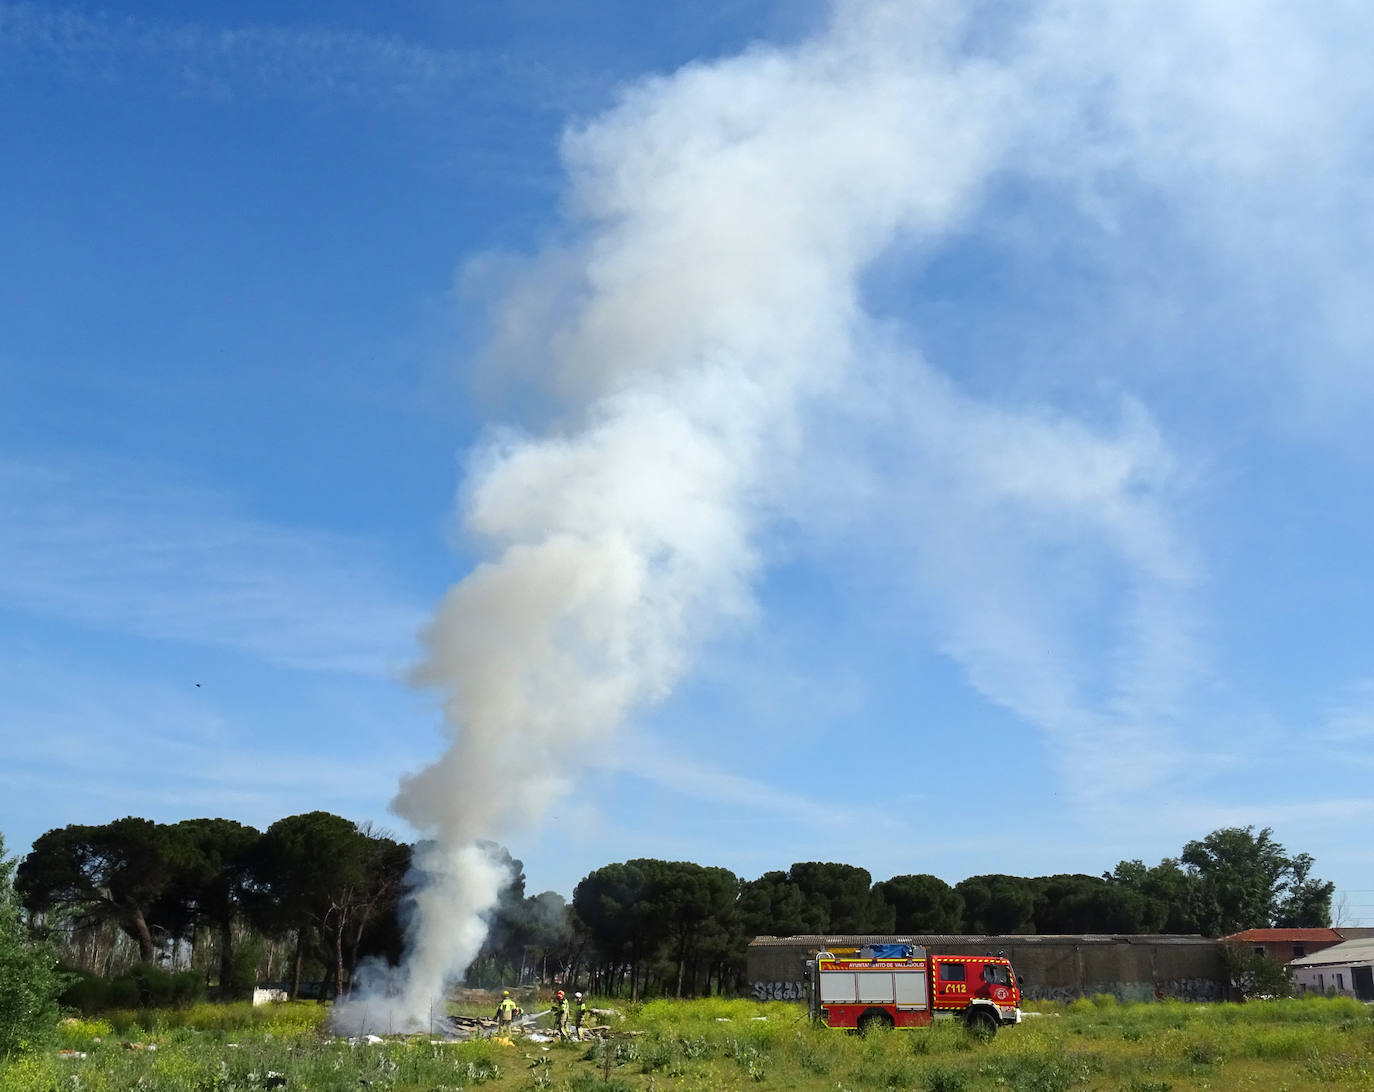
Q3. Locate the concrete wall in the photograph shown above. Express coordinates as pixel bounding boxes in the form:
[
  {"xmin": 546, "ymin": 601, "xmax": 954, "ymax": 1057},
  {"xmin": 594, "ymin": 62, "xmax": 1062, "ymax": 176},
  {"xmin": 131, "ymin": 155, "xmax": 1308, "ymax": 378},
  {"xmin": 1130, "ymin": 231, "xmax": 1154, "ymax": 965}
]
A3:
[
  {"xmin": 1293, "ymin": 960, "xmax": 1374, "ymax": 1000},
  {"xmin": 747, "ymin": 934, "xmax": 1227, "ymax": 1004},
  {"xmin": 1293, "ymin": 963, "xmax": 1350, "ymax": 997}
]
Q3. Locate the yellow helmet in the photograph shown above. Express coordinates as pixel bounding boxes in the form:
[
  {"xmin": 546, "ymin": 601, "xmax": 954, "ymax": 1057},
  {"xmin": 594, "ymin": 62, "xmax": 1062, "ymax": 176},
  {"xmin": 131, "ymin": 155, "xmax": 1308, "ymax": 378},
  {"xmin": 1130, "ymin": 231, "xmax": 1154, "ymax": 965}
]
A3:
[{"xmin": 502, "ymin": 990, "xmax": 510, "ymax": 997}]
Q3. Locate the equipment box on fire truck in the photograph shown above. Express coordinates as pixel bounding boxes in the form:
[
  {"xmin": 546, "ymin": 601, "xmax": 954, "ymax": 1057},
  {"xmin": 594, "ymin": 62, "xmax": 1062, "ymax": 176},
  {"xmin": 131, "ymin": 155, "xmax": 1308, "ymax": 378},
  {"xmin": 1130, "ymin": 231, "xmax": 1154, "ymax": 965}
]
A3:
[{"xmin": 808, "ymin": 944, "xmax": 1021, "ymax": 1036}]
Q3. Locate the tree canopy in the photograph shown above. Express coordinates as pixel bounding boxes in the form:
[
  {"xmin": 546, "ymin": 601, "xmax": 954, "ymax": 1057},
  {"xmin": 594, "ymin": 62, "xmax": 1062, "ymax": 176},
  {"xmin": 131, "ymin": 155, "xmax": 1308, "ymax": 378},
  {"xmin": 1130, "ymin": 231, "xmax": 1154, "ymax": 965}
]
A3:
[
  {"xmin": 1179, "ymin": 825, "xmax": 1334, "ymax": 937},
  {"xmin": 17, "ymin": 818, "xmax": 190, "ymax": 963},
  {"xmin": 873, "ymin": 874, "xmax": 964, "ymax": 933},
  {"xmin": 14, "ymin": 813, "xmax": 1337, "ymax": 1001}
]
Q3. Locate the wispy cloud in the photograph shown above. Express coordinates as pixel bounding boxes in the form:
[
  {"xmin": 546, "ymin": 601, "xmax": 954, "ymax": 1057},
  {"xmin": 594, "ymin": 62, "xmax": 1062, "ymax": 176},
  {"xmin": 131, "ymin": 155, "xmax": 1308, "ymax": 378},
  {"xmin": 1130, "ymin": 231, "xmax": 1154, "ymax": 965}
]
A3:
[
  {"xmin": 0, "ymin": 456, "xmax": 426, "ymax": 675},
  {"xmin": 791, "ymin": 344, "xmax": 1202, "ymax": 801},
  {"xmin": 595, "ymin": 734, "xmax": 903, "ymax": 835},
  {"xmin": 1322, "ymin": 679, "xmax": 1374, "ymax": 744},
  {"xmin": 1012, "ymin": 0, "xmax": 1374, "ymax": 423},
  {"xmin": 0, "ymin": 1, "xmax": 572, "ymax": 112}
]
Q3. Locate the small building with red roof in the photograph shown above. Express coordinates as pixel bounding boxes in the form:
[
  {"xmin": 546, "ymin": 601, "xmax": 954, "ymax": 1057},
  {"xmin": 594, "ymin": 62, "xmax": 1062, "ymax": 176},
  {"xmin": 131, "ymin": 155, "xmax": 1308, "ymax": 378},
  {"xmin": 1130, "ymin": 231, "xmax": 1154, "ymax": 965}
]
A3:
[{"xmin": 1221, "ymin": 928, "xmax": 1343, "ymax": 964}]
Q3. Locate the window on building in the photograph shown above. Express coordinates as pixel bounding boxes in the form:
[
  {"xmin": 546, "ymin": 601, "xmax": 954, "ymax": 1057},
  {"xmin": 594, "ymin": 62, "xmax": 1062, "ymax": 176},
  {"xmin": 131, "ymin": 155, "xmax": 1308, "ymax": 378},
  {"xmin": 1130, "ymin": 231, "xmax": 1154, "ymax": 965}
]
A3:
[
  {"xmin": 1318, "ymin": 973, "xmax": 1325, "ymax": 991},
  {"xmin": 938, "ymin": 962, "xmax": 966, "ymax": 982},
  {"xmin": 1337, "ymin": 973, "xmax": 1344, "ymax": 990},
  {"xmin": 1292, "ymin": 945, "xmax": 1306, "ymax": 958},
  {"xmin": 1253, "ymin": 946, "xmax": 1266, "ymax": 956}
]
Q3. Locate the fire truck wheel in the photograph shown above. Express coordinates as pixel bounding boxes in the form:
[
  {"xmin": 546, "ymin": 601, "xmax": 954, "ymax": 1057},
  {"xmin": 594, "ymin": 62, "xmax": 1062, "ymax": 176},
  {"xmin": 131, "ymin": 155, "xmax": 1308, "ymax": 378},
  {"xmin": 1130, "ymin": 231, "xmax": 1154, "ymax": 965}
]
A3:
[
  {"xmin": 965, "ymin": 1008, "xmax": 998, "ymax": 1038},
  {"xmin": 857, "ymin": 1011, "xmax": 894, "ymax": 1035}
]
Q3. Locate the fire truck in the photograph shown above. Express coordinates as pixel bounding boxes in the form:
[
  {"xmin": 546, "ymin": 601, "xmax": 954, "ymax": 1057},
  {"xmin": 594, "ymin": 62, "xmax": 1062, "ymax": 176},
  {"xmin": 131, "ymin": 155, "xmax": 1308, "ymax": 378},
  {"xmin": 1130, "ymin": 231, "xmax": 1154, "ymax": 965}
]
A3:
[{"xmin": 808, "ymin": 944, "xmax": 1021, "ymax": 1036}]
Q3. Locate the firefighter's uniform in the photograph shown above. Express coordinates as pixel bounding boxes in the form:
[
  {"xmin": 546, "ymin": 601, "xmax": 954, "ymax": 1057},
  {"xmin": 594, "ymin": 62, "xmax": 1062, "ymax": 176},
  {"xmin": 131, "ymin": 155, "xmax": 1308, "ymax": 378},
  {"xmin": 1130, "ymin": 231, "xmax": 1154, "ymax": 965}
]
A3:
[
  {"xmin": 573, "ymin": 992, "xmax": 590, "ymax": 1038},
  {"xmin": 554, "ymin": 992, "xmax": 569, "ymax": 1040},
  {"xmin": 495, "ymin": 991, "xmax": 520, "ymax": 1031}
]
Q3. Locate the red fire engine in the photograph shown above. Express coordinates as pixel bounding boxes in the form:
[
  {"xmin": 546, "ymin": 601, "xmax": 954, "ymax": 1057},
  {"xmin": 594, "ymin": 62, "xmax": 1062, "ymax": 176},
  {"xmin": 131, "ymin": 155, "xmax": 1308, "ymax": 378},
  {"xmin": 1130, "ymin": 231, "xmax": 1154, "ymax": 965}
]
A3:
[{"xmin": 808, "ymin": 944, "xmax": 1021, "ymax": 1036}]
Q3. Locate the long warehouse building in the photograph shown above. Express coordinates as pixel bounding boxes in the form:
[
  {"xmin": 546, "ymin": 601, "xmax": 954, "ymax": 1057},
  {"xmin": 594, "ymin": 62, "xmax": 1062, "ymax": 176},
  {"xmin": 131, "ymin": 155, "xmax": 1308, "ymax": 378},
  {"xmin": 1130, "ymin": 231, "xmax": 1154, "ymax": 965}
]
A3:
[{"xmin": 747, "ymin": 934, "xmax": 1227, "ymax": 1003}]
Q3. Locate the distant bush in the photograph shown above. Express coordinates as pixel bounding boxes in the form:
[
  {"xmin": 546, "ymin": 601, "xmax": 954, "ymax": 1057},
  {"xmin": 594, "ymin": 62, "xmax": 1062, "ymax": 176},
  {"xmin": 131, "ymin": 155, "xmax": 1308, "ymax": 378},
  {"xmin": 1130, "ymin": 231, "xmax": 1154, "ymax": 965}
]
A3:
[
  {"xmin": 63, "ymin": 965, "xmax": 206, "ymax": 1014},
  {"xmin": 1221, "ymin": 947, "xmax": 1293, "ymax": 1000},
  {"xmin": 223, "ymin": 936, "xmax": 264, "ymax": 1001},
  {"xmin": 0, "ymin": 835, "xmax": 65, "ymax": 1056},
  {"xmin": 58, "ymin": 966, "xmax": 109, "ymax": 1015}
]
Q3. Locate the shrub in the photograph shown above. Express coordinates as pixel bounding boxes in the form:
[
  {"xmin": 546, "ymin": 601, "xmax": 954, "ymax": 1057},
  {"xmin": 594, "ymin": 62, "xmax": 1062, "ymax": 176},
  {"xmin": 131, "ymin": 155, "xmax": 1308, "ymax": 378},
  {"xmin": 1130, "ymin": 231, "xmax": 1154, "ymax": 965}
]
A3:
[
  {"xmin": 224, "ymin": 936, "xmax": 264, "ymax": 1001},
  {"xmin": 108, "ymin": 965, "xmax": 205, "ymax": 1009},
  {"xmin": 0, "ymin": 835, "xmax": 65, "ymax": 1057},
  {"xmin": 58, "ymin": 966, "xmax": 111, "ymax": 1015},
  {"xmin": 1221, "ymin": 946, "xmax": 1293, "ymax": 999}
]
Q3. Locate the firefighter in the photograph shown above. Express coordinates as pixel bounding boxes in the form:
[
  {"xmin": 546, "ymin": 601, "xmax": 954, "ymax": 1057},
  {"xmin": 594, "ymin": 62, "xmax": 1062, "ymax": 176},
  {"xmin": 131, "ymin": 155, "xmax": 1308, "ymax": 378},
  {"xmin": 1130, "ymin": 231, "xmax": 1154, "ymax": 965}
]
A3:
[
  {"xmin": 573, "ymin": 991, "xmax": 590, "ymax": 1038},
  {"xmin": 553, "ymin": 989, "xmax": 569, "ymax": 1040},
  {"xmin": 495, "ymin": 990, "xmax": 521, "ymax": 1032}
]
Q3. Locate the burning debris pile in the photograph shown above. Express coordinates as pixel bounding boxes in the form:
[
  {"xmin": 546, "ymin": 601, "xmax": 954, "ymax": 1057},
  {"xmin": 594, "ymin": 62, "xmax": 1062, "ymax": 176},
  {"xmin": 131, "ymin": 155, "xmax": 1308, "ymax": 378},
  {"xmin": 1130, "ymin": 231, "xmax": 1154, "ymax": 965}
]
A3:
[{"xmin": 340, "ymin": 994, "xmax": 618, "ymax": 1044}]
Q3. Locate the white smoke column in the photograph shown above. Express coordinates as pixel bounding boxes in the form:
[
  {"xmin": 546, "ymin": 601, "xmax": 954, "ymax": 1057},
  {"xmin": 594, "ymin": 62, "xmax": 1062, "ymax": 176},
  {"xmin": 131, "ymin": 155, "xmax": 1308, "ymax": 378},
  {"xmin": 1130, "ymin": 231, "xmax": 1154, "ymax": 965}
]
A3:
[{"xmin": 340, "ymin": 2, "xmax": 1023, "ymax": 1029}]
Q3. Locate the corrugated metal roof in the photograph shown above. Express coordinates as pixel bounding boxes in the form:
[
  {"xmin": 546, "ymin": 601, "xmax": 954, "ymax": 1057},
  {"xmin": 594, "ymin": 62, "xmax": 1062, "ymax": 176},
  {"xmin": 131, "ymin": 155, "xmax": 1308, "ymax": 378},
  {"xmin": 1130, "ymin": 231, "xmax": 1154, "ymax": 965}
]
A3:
[
  {"xmin": 1223, "ymin": 928, "xmax": 1342, "ymax": 943},
  {"xmin": 1289, "ymin": 938, "xmax": 1374, "ymax": 966},
  {"xmin": 748, "ymin": 933, "xmax": 1215, "ymax": 948}
]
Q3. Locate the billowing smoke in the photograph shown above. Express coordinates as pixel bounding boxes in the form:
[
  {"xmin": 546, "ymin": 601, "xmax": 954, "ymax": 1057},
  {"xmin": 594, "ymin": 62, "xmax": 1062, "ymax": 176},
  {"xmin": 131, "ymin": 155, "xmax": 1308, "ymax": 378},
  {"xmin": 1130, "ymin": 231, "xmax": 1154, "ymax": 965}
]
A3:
[{"xmin": 336, "ymin": 0, "xmax": 1211, "ymax": 1028}]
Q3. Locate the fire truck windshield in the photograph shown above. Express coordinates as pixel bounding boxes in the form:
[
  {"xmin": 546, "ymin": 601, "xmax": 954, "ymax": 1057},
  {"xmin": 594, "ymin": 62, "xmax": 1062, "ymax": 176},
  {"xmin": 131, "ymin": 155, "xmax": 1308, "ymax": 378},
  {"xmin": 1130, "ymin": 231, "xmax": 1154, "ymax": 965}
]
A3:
[{"xmin": 982, "ymin": 964, "xmax": 1012, "ymax": 986}]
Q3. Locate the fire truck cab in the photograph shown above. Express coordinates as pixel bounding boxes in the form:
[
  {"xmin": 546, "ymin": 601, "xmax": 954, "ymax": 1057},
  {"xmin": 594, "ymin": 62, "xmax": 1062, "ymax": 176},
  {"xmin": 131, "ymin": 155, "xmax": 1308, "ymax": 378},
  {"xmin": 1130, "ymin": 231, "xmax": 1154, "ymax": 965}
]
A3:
[{"xmin": 808, "ymin": 944, "xmax": 1021, "ymax": 1037}]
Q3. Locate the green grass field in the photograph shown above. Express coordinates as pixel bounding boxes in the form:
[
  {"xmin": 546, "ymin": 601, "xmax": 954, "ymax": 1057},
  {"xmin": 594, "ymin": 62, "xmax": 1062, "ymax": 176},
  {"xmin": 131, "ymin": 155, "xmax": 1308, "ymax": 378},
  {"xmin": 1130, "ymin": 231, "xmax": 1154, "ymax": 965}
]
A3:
[{"xmin": 3, "ymin": 995, "xmax": 1371, "ymax": 1091}]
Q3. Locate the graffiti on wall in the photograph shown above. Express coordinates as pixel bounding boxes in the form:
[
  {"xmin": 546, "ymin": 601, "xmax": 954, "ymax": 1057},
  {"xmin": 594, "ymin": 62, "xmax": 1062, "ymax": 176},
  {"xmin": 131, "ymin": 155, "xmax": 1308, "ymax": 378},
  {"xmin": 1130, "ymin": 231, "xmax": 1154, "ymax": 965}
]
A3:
[
  {"xmin": 752, "ymin": 980, "xmax": 804, "ymax": 1002},
  {"xmin": 1157, "ymin": 978, "xmax": 1222, "ymax": 1002},
  {"xmin": 1021, "ymin": 978, "xmax": 1222, "ymax": 1004}
]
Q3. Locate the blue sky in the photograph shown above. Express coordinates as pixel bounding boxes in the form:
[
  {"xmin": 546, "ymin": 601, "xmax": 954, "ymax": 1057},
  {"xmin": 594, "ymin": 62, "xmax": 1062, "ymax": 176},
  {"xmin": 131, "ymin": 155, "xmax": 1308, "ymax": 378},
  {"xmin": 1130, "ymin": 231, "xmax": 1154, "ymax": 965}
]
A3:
[{"xmin": 2, "ymin": 0, "xmax": 1372, "ymax": 927}]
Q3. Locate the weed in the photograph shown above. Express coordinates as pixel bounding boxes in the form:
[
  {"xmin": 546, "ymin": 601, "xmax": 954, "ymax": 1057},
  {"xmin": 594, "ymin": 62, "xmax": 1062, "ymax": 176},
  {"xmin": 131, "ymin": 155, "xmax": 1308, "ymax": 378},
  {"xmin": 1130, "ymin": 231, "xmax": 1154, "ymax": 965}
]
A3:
[
  {"xmin": 639, "ymin": 1038, "xmax": 676, "ymax": 1072},
  {"xmin": 923, "ymin": 1064, "xmax": 968, "ymax": 1092},
  {"xmin": 979, "ymin": 1051, "xmax": 1084, "ymax": 1092},
  {"xmin": 794, "ymin": 1030, "xmax": 839, "ymax": 1075},
  {"xmin": 876, "ymin": 1057, "xmax": 920, "ymax": 1089},
  {"xmin": 678, "ymin": 1035, "xmax": 709, "ymax": 1059},
  {"xmin": 1306, "ymin": 1052, "xmax": 1374, "ymax": 1083},
  {"xmin": 1183, "ymin": 1035, "xmax": 1226, "ymax": 1065},
  {"xmin": 725, "ymin": 1040, "xmax": 769, "ymax": 1081},
  {"xmin": 566, "ymin": 1071, "xmax": 635, "ymax": 1092}
]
